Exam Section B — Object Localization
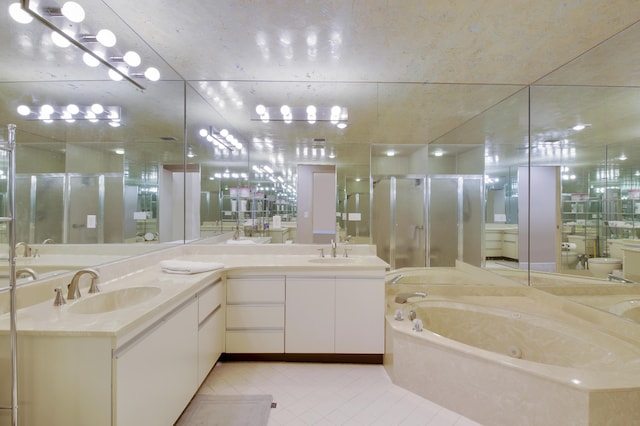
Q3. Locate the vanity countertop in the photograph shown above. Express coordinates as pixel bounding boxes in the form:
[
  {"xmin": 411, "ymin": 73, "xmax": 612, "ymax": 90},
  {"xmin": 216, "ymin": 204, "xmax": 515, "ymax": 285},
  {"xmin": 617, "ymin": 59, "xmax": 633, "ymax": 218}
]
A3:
[{"xmin": 0, "ymin": 251, "xmax": 389, "ymax": 339}]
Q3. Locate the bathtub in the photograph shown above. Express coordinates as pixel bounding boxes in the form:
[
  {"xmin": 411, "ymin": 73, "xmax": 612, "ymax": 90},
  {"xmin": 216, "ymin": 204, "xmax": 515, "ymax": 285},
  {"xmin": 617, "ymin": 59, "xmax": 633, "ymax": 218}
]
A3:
[
  {"xmin": 384, "ymin": 283, "xmax": 640, "ymax": 425},
  {"xmin": 491, "ymin": 268, "xmax": 640, "ymax": 323}
]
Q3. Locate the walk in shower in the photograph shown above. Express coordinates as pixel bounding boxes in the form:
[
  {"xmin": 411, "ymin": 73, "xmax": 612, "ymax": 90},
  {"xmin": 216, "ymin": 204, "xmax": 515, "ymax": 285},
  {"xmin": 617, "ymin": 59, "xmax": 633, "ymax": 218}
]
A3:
[{"xmin": 372, "ymin": 175, "xmax": 483, "ymax": 269}]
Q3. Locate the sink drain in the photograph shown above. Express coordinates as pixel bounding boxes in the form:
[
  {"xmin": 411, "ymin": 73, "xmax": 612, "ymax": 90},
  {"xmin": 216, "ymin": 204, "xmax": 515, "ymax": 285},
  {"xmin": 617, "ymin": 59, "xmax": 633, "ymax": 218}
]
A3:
[{"xmin": 507, "ymin": 345, "xmax": 522, "ymax": 358}]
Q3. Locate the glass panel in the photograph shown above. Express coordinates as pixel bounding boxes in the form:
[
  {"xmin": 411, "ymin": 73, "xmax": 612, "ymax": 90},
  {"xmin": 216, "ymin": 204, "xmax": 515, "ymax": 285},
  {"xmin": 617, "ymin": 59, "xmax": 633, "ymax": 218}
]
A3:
[
  {"xmin": 428, "ymin": 177, "xmax": 458, "ymax": 267},
  {"xmin": 395, "ymin": 178, "xmax": 426, "ymax": 269}
]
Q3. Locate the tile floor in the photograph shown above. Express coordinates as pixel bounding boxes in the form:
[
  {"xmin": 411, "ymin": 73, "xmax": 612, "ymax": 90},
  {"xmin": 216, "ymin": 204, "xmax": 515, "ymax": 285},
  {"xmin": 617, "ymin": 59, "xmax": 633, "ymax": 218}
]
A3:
[{"xmin": 195, "ymin": 361, "xmax": 482, "ymax": 425}]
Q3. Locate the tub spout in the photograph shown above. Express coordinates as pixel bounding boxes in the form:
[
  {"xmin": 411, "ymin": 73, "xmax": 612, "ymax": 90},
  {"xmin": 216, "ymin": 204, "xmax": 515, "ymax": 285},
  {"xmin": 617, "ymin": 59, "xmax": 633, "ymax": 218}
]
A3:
[
  {"xmin": 607, "ymin": 274, "xmax": 634, "ymax": 283},
  {"xmin": 395, "ymin": 291, "xmax": 427, "ymax": 304},
  {"xmin": 390, "ymin": 274, "xmax": 404, "ymax": 285}
]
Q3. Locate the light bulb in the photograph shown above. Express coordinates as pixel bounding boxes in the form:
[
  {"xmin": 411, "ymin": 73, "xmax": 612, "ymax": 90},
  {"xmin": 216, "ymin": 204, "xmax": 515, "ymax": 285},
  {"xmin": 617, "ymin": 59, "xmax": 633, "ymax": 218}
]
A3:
[
  {"xmin": 306, "ymin": 105, "xmax": 316, "ymax": 115},
  {"xmin": 220, "ymin": 129, "xmax": 229, "ymax": 137},
  {"xmin": 66, "ymin": 104, "xmax": 79, "ymax": 115},
  {"xmin": 280, "ymin": 105, "xmax": 291, "ymax": 116},
  {"xmin": 40, "ymin": 104, "xmax": 54, "ymax": 116},
  {"xmin": 9, "ymin": 3, "xmax": 33, "ymax": 24},
  {"xmin": 108, "ymin": 121, "xmax": 121, "ymax": 128},
  {"xmin": 91, "ymin": 104, "xmax": 104, "ymax": 114},
  {"xmin": 108, "ymin": 68, "xmax": 124, "ymax": 81},
  {"xmin": 17, "ymin": 105, "xmax": 30, "ymax": 116},
  {"xmin": 51, "ymin": 31, "xmax": 71, "ymax": 48},
  {"xmin": 144, "ymin": 67, "xmax": 160, "ymax": 81},
  {"xmin": 123, "ymin": 51, "xmax": 141, "ymax": 67},
  {"xmin": 82, "ymin": 52, "xmax": 100, "ymax": 67},
  {"xmin": 61, "ymin": 1, "xmax": 85, "ymax": 23},
  {"xmin": 255, "ymin": 104, "xmax": 266, "ymax": 115},
  {"xmin": 199, "ymin": 128, "xmax": 208, "ymax": 137},
  {"xmin": 96, "ymin": 29, "xmax": 117, "ymax": 47}
]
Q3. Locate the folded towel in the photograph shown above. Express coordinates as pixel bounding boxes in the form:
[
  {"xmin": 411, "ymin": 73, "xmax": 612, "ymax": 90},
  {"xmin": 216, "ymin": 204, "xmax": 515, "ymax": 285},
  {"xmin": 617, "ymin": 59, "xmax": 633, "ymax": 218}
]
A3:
[
  {"xmin": 160, "ymin": 260, "xmax": 225, "ymax": 274},
  {"xmin": 226, "ymin": 239, "xmax": 256, "ymax": 244}
]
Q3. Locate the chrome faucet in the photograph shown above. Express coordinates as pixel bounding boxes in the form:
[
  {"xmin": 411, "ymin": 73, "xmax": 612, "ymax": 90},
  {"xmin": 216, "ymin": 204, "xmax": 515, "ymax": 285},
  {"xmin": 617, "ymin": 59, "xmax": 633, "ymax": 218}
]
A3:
[
  {"xmin": 67, "ymin": 268, "xmax": 100, "ymax": 300},
  {"xmin": 394, "ymin": 291, "xmax": 427, "ymax": 304},
  {"xmin": 330, "ymin": 239, "xmax": 337, "ymax": 257},
  {"xmin": 42, "ymin": 238, "xmax": 54, "ymax": 244},
  {"xmin": 16, "ymin": 268, "xmax": 38, "ymax": 280},
  {"xmin": 15, "ymin": 241, "xmax": 31, "ymax": 257},
  {"xmin": 390, "ymin": 274, "xmax": 404, "ymax": 285}
]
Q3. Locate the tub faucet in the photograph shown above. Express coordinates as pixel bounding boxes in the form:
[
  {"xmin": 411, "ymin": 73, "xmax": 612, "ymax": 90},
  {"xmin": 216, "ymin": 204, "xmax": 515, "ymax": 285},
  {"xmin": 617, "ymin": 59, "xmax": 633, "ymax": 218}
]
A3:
[
  {"xmin": 16, "ymin": 268, "xmax": 38, "ymax": 280},
  {"xmin": 330, "ymin": 239, "xmax": 337, "ymax": 257},
  {"xmin": 607, "ymin": 274, "xmax": 634, "ymax": 283},
  {"xmin": 390, "ymin": 274, "xmax": 404, "ymax": 285},
  {"xmin": 67, "ymin": 268, "xmax": 100, "ymax": 300},
  {"xmin": 15, "ymin": 241, "xmax": 31, "ymax": 257},
  {"xmin": 395, "ymin": 291, "xmax": 427, "ymax": 304},
  {"xmin": 42, "ymin": 238, "xmax": 54, "ymax": 244}
]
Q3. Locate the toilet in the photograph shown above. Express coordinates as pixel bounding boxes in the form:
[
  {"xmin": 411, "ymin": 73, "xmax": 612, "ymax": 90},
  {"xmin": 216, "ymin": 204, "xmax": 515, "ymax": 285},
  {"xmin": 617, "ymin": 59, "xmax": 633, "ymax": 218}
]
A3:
[
  {"xmin": 561, "ymin": 250, "xmax": 579, "ymax": 269},
  {"xmin": 588, "ymin": 257, "xmax": 622, "ymax": 279}
]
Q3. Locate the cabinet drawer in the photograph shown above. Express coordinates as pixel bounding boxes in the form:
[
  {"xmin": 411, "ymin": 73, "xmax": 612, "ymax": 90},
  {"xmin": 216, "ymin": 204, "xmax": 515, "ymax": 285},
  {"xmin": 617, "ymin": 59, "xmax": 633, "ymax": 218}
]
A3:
[
  {"xmin": 198, "ymin": 280, "xmax": 224, "ymax": 323},
  {"xmin": 227, "ymin": 277, "xmax": 285, "ymax": 304},
  {"xmin": 226, "ymin": 305, "xmax": 284, "ymax": 329},
  {"xmin": 226, "ymin": 330, "xmax": 284, "ymax": 353}
]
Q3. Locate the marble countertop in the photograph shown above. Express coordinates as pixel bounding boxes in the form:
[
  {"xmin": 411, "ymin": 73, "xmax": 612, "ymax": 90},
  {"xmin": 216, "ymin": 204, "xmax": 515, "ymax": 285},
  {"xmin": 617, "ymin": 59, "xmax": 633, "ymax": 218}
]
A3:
[{"xmin": 0, "ymin": 251, "xmax": 389, "ymax": 340}]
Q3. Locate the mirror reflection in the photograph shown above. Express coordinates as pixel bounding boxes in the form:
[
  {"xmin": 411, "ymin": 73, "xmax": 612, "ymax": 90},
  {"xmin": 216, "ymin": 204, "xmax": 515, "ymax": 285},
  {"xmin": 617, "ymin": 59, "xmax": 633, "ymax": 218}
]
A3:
[{"xmin": 0, "ymin": 3, "xmax": 639, "ymax": 297}]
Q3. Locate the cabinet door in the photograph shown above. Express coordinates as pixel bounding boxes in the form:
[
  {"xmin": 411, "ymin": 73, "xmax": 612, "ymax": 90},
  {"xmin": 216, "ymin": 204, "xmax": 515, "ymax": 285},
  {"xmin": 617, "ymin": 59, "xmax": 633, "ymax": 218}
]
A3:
[
  {"xmin": 285, "ymin": 277, "xmax": 335, "ymax": 353},
  {"xmin": 198, "ymin": 306, "xmax": 224, "ymax": 384},
  {"xmin": 115, "ymin": 299, "xmax": 198, "ymax": 426},
  {"xmin": 335, "ymin": 277, "xmax": 385, "ymax": 354}
]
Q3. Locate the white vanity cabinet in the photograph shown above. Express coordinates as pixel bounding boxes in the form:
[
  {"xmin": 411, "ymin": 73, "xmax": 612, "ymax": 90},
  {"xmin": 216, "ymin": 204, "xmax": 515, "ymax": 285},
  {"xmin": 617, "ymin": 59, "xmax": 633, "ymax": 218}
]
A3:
[
  {"xmin": 285, "ymin": 276, "xmax": 335, "ymax": 353},
  {"xmin": 10, "ymin": 277, "xmax": 226, "ymax": 426},
  {"xmin": 114, "ymin": 297, "xmax": 198, "ymax": 426},
  {"xmin": 285, "ymin": 274, "xmax": 385, "ymax": 355},
  {"xmin": 225, "ymin": 275, "xmax": 286, "ymax": 353},
  {"xmin": 197, "ymin": 278, "xmax": 225, "ymax": 384}
]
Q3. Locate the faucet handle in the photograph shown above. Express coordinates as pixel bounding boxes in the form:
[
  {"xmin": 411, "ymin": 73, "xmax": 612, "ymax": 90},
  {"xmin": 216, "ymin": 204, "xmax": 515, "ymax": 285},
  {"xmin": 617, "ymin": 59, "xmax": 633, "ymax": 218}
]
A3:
[
  {"xmin": 88, "ymin": 277, "xmax": 100, "ymax": 294},
  {"xmin": 343, "ymin": 248, "xmax": 352, "ymax": 258},
  {"xmin": 317, "ymin": 248, "xmax": 325, "ymax": 258},
  {"xmin": 53, "ymin": 287, "xmax": 66, "ymax": 306}
]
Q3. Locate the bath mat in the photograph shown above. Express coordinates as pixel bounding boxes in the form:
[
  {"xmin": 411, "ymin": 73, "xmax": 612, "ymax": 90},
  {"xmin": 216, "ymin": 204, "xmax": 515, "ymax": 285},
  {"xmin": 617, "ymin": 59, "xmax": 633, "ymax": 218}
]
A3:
[{"xmin": 175, "ymin": 394, "xmax": 273, "ymax": 426}]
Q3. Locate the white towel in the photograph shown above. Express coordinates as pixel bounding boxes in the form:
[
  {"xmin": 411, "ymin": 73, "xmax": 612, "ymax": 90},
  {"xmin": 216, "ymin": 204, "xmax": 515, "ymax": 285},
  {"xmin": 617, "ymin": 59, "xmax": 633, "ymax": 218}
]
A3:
[
  {"xmin": 226, "ymin": 239, "xmax": 256, "ymax": 244},
  {"xmin": 160, "ymin": 260, "xmax": 225, "ymax": 274}
]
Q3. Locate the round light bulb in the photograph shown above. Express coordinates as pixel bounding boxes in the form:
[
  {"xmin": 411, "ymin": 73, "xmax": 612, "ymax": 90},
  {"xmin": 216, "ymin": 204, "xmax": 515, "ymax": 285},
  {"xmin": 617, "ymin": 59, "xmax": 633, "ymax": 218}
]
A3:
[
  {"xmin": 108, "ymin": 121, "xmax": 121, "ymax": 128},
  {"xmin": 40, "ymin": 104, "xmax": 54, "ymax": 116},
  {"xmin": 199, "ymin": 128, "xmax": 208, "ymax": 137},
  {"xmin": 144, "ymin": 67, "xmax": 160, "ymax": 81},
  {"xmin": 51, "ymin": 31, "xmax": 71, "ymax": 48},
  {"xmin": 96, "ymin": 29, "xmax": 117, "ymax": 47},
  {"xmin": 123, "ymin": 51, "xmax": 141, "ymax": 67},
  {"xmin": 61, "ymin": 1, "xmax": 85, "ymax": 23},
  {"xmin": 9, "ymin": 3, "xmax": 33, "ymax": 24},
  {"xmin": 17, "ymin": 105, "xmax": 31, "ymax": 116},
  {"xmin": 220, "ymin": 129, "xmax": 229, "ymax": 137},
  {"xmin": 306, "ymin": 105, "xmax": 316, "ymax": 115},
  {"xmin": 66, "ymin": 104, "xmax": 79, "ymax": 115},
  {"xmin": 255, "ymin": 104, "xmax": 266, "ymax": 115},
  {"xmin": 82, "ymin": 52, "xmax": 100, "ymax": 67},
  {"xmin": 331, "ymin": 105, "xmax": 341, "ymax": 117},
  {"xmin": 91, "ymin": 104, "xmax": 104, "ymax": 114},
  {"xmin": 280, "ymin": 105, "xmax": 291, "ymax": 116},
  {"xmin": 108, "ymin": 68, "xmax": 124, "ymax": 81}
]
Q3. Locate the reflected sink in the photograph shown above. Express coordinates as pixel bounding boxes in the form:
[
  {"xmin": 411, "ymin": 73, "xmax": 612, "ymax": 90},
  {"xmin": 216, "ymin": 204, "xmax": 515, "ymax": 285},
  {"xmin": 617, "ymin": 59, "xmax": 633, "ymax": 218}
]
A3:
[
  {"xmin": 67, "ymin": 286, "xmax": 161, "ymax": 314},
  {"xmin": 308, "ymin": 257, "xmax": 355, "ymax": 264}
]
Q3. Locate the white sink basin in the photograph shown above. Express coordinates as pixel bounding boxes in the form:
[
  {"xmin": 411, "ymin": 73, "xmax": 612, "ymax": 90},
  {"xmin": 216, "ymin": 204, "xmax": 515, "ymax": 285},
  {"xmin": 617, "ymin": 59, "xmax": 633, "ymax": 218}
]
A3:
[
  {"xmin": 68, "ymin": 286, "xmax": 161, "ymax": 314},
  {"xmin": 308, "ymin": 257, "xmax": 355, "ymax": 264}
]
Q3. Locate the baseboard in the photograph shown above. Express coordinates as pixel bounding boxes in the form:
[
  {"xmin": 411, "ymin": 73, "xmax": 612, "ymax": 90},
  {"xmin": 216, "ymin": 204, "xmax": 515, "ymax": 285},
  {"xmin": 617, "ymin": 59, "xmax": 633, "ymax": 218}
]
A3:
[{"xmin": 221, "ymin": 353, "xmax": 383, "ymax": 364}]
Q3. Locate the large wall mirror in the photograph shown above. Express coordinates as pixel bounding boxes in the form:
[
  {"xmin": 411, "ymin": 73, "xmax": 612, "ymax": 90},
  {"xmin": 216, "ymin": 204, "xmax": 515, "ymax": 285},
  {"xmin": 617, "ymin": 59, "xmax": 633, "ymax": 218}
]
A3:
[{"xmin": 1, "ymin": 2, "xmax": 640, "ymax": 290}]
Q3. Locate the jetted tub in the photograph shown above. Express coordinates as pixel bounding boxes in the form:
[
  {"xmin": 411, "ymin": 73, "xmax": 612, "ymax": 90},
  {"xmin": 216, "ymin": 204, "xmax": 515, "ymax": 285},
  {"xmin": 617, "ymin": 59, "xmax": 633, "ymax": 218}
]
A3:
[{"xmin": 384, "ymin": 281, "xmax": 640, "ymax": 426}]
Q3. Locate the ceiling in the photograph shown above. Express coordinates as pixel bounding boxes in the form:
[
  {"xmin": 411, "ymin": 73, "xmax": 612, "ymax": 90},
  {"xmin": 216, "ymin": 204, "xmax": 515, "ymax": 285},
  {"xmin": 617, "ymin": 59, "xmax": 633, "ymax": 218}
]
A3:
[{"xmin": 2, "ymin": 0, "xmax": 640, "ymax": 184}]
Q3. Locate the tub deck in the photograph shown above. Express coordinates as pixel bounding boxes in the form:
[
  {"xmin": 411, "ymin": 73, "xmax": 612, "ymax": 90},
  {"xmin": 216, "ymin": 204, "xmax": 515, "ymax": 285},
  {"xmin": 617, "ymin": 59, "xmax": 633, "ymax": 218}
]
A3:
[{"xmin": 385, "ymin": 266, "xmax": 640, "ymax": 425}]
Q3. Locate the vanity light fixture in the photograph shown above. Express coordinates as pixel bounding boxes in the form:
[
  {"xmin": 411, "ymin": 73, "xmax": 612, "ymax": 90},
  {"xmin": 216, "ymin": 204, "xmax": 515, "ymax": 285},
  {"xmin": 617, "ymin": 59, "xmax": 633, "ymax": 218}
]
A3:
[
  {"xmin": 11, "ymin": 0, "xmax": 160, "ymax": 90},
  {"xmin": 17, "ymin": 103, "xmax": 122, "ymax": 126},
  {"xmin": 253, "ymin": 104, "xmax": 348, "ymax": 128},
  {"xmin": 433, "ymin": 149, "xmax": 444, "ymax": 157},
  {"xmin": 199, "ymin": 126, "xmax": 243, "ymax": 151},
  {"xmin": 386, "ymin": 150, "xmax": 396, "ymax": 157}
]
